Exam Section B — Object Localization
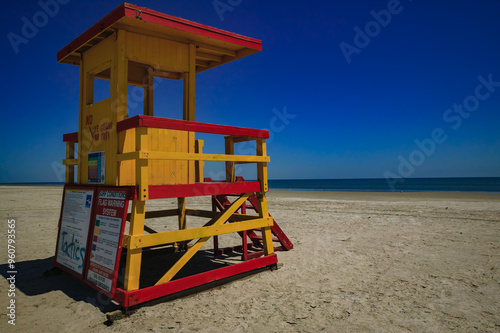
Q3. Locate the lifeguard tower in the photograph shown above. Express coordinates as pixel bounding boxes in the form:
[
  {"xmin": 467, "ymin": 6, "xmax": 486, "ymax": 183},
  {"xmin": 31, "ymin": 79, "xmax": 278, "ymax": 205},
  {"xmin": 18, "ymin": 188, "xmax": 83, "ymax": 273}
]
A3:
[{"xmin": 53, "ymin": 3, "xmax": 292, "ymax": 310}]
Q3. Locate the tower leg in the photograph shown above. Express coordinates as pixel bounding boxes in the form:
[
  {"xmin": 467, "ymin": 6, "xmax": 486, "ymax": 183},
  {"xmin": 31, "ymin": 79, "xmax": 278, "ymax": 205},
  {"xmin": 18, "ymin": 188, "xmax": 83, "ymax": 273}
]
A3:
[
  {"xmin": 124, "ymin": 200, "xmax": 146, "ymax": 291},
  {"xmin": 177, "ymin": 197, "xmax": 187, "ymax": 251},
  {"xmin": 257, "ymin": 194, "xmax": 274, "ymax": 256}
]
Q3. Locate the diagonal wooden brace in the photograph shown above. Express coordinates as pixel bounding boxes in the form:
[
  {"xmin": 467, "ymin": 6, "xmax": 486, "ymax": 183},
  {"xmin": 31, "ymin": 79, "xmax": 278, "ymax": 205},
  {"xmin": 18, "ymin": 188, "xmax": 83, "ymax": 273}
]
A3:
[{"xmin": 155, "ymin": 193, "xmax": 252, "ymax": 285}]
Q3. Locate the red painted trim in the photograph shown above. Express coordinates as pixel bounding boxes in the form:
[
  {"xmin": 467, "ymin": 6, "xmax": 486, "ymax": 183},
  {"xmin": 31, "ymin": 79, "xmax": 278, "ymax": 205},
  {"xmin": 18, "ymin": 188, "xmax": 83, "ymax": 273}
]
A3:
[
  {"xmin": 114, "ymin": 254, "xmax": 277, "ymax": 307},
  {"xmin": 147, "ymin": 181, "xmax": 261, "ymax": 200},
  {"xmin": 57, "ymin": 3, "xmax": 126, "ymax": 62},
  {"xmin": 58, "ymin": 2, "xmax": 262, "ymax": 63},
  {"xmin": 123, "ymin": 3, "xmax": 262, "ymax": 50},
  {"xmin": 63, "ymin": 132, "xmax": 78, "ymax": 142},
  {"xmin": 117, "ymin": 115, "xmax": 269, "ymax": 139}
]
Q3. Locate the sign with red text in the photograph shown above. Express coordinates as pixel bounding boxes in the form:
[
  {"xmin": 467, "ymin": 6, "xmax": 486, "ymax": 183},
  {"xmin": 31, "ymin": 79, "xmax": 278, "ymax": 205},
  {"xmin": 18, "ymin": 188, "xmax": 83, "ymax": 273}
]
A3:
[{"xmin": 85, "ymin": 188, "xmax": 130, "ymax": 296}]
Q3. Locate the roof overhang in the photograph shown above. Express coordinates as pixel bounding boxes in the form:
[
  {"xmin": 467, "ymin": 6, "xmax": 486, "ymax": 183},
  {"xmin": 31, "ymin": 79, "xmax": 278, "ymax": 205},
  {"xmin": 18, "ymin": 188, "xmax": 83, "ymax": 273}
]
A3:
[{"xmin": 57, "ymin": 2, "xmax": 262, "ymax": 73}]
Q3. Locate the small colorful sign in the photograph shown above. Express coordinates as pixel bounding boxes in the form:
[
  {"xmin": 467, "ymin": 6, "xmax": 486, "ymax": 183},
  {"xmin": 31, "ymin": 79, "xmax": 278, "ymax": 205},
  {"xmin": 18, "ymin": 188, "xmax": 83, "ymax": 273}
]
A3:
[{"xmin": 88, "ymin": 151, "xmax": 105, "ymax": 184}]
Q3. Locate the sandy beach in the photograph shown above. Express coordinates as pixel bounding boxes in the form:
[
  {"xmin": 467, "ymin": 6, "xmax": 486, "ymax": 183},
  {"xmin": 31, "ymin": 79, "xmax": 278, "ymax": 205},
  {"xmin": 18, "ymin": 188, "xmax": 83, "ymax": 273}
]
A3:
[{"xmin": 1, "ymin": 186, "xmax": 499, "ymax": 332}]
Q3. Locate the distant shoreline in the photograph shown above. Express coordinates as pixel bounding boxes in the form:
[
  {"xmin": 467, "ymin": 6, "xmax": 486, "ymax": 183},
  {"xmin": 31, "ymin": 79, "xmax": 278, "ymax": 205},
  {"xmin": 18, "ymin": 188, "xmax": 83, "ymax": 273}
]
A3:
[
  {"xmin": 268, "ymin": 189, "xmax": 500, "ymax": 201},
  {"xmin": 0, "ymin": 183, "xmax": 65, "ymax": 186},
  {"xmin": 268, "ymin": 187, "xmax": 500, "ymax": 194},
  {"xmin": 3, "ymin": 177, "xmax": 500, "ymax": 193},
  {"xmin": 1, "ymin": 184, "xmax": 499, "ymax": 195}
]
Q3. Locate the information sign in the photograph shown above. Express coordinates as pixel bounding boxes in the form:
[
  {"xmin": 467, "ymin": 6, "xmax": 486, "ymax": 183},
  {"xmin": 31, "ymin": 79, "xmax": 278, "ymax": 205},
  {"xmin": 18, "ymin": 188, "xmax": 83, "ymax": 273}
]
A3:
[
  {"xmin": 55, "ymin": 187, "xmax": 95, "ymax": 276},
  {"xmin": 85, "ymin": 188, "xmax": 130, "ymax": 296}
]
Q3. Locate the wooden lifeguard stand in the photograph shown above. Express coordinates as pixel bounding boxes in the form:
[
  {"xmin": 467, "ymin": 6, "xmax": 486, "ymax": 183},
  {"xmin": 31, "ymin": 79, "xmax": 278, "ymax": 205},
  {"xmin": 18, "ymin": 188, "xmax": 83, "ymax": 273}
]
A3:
[{"xmin": 54, "ymin": 3, "xmax": 292, "ymax": 309}]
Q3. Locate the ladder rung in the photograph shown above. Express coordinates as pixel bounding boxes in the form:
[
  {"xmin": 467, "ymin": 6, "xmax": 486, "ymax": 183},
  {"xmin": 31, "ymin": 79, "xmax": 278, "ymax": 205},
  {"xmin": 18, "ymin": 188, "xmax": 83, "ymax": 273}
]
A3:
[{"xmin": 249, "ymin": 235, "xmax": 279, "ymax": 242}]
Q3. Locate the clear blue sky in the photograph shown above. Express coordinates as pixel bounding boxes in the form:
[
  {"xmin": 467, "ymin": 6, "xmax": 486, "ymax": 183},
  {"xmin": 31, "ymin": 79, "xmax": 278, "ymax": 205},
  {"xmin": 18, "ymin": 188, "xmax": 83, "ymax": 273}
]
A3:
[{"xmin": 1, "ymin": 0, "xmax": 499, "ymax": 183}]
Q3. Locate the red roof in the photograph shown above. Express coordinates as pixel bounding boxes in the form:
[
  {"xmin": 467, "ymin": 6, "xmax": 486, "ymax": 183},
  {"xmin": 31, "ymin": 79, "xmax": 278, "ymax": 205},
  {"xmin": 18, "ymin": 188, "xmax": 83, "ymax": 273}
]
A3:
[{"xmin": 57, "ymin": 2, "xmax": 262, "ymax": 69}]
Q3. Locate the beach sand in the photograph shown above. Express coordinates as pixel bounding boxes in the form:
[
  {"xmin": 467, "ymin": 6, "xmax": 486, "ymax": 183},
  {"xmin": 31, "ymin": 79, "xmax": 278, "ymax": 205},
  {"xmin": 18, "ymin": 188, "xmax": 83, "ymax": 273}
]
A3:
[{"xmin": 1, "ymin": 186, "xmax": 499, "ymax": 332}]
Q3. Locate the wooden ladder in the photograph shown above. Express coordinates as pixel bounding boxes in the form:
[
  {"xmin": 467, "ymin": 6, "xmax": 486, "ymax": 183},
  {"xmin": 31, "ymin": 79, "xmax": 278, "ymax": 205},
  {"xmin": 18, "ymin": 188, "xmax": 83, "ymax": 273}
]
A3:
[{"xmin": 209, "ymin": 177, "xmax": 293, "ymax": 260}]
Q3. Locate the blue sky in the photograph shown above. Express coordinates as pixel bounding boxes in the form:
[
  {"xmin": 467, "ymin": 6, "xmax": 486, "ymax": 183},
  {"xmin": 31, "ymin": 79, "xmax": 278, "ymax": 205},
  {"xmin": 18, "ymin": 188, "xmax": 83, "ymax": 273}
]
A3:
[{"xmin": 1, "ymin": 0, "xmax": 499, "ymax": 183}]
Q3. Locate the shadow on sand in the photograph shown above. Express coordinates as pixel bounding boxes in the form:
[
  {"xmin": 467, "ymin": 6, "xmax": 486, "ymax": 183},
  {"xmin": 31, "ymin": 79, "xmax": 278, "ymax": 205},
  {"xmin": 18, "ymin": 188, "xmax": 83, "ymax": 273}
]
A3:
[
  {"xmin": 0, "ymin": 247, "xmax": 249, "ymax": 314},
  {"xmin": 1, "ymin": 256, "xmax": 121, "ymax": 313}
]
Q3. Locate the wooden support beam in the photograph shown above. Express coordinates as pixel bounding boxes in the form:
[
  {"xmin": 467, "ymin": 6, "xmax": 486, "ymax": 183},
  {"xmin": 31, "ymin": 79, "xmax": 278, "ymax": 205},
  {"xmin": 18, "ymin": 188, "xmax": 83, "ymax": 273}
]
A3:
[
  {"xmin": 256, "ymin": 194, "xmax": 274, "ymax": 256},
  {"xmin": 149, "ymin": 68, "xmax": 182, "ymax": 80},
  {"xmin": 197, "ymin": 44, "xmax": 236, "ymax": 57},
  {"xmin": 144, "ymin": 67, "xmax": 154, "ymax": 116},
  {"xmin": 85, "ymin": 72, "xmax": 94, "ymax": 105},
  {"xmin": 195, "ymin": 140, "xmax": 204, "ymax": 182},
  {"xmin": 183, "ymin": 44, "xmax": 196, "ymax": 122},
  {"xmin": 136, "ymin": 127, "xmax": 149, "ymax": 200},
  {"xmin": 77, "ymin": 63, "xmax": 84, "ymax": 184},
  {"xmin": 256, "ymin": 138, "xmax": 268, "ymax": 192},
  {"xmin": 145, "ymin": 209, "xmax": 179, "ymax": 219},
  {"xmin": 65, "ymin": 141, "xmax": 75, "ymax": 184},
  {"xmin": 63, "ymin": 159, "xmax": 78, "ymax": 166},
  {"xmin": 196, "ymin": 48, "xmax": 258, "ymax": 73},
  {"xmin": 155, "ymin": 193, "xmax": 251, "ymax": 285},
  {"xmin": 178, "ymin": 198, "xmax": 187, "ymax": 230},
  {"xmin": 185, "ymin": 209, "xmax": 258, "ymax": 221},
  {"xmin": 124, "ymin": 200, "xmax": 146, "ymax": 291},
  {"xmin": 177, "ymin": 197, "xmax": 187, "ymax": 251},
  {"xmin": 117, "ymin": 151, "xmax": 270, "ymax": 163},
  {"xmin": 195, "ymin": 59, "xmax": 209, "ymax": 68},
  {"xmin": 197, "ymin": 52, "xmax": 222, "ymax": 62},
  {"xmin": 225, "ymin": 137, "xmax": 235, "ymax": 182},
  {"xmin": 127, "ymin": 217, "xmax": 271, "ymax": 250},
  {"xmin": 126, "ymin": 208, "xmax": 179, "ymax": 221}
]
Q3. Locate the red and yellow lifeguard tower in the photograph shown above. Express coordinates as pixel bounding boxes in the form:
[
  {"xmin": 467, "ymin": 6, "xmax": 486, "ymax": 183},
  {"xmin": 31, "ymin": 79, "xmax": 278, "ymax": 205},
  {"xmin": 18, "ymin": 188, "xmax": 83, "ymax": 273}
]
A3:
[{"xmin": 53, "ymin": 3, "xmax": 292, "ymax": 310}]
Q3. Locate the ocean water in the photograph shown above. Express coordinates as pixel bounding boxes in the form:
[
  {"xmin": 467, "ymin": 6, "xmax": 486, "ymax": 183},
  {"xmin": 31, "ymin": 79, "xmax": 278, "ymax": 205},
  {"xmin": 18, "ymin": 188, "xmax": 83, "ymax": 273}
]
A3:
[
  {"xmin": 268, "ymin": 177, "xmax": 500, "ymax": 193},
  {"xmin": 0, "ymin": 182, "xmax": 65, "ymax": 186},
  {"xmin": 2, "ymin": 178, "xmax": 499, "ymax": 193}
]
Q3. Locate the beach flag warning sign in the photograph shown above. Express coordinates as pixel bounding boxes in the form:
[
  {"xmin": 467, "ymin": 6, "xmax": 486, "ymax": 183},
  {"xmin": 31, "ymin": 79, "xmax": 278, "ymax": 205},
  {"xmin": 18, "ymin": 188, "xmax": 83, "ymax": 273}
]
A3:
[
  {"xmin": 54, "ymin": 185, "xmax": 131, "ymax": 297},
  {"xmin": 86, "ymin": 188, "xmax": 130, "ymax": 296}
]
